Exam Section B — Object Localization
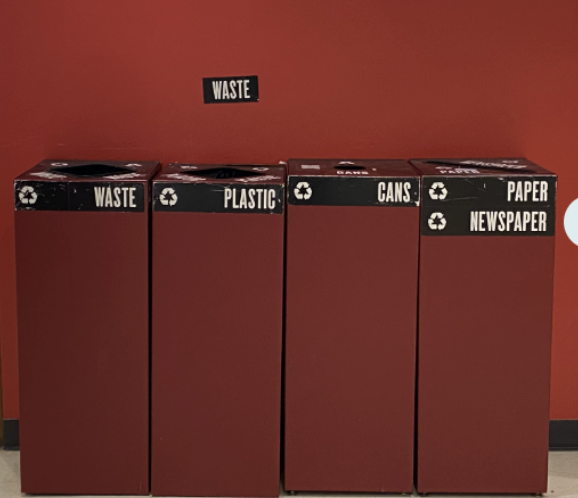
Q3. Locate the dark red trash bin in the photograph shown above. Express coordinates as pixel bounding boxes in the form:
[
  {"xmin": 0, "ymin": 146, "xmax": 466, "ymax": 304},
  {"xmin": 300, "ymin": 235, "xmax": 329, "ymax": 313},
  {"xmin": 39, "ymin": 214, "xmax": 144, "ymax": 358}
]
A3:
[
  {"xmin": 284, "ymin": 159, "xmax": 420, "ymax": 493},
  {"xmin": 151, "ymin": 163, "xmax": 285, "ymax": 497},
  {"xmin": 15, "ymin": 159, "xmax": 159, "ymax": 495},
  {"xmin": 412, "ymin": 158, "xmax": 556, "ymax": 494}
]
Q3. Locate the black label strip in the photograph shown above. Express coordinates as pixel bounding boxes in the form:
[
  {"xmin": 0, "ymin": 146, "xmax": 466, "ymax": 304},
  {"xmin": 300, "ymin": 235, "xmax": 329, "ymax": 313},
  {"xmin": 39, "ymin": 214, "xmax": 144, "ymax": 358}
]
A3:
[
  {"xmin": 14, "ymin": 181, "xmax": 145, "ymax": 212},
  {"xmin": 287, "ymin": 177, "xmax": 420, "ymax": 206},
  {"xmin": 420, "ymin": 176, "xmax": 556, "ymax": 236},
  {"xmin": 422, "ymin": 176, "xmax": 556, "ymax": 208},
  {"xmin": 421, "ymin": 206, "xmax": 556, "ymax": 236},
  {"xmin": 153, "ymin": 183, "xmax": 284, "ymax": 214}
]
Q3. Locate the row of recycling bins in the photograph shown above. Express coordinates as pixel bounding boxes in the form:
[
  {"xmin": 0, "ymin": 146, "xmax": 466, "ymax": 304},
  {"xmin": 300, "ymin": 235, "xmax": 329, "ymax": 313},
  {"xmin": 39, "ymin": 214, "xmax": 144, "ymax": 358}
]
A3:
[{"xmin": 14, "ymin": 158, "xmax": 556, "ymax": 496}]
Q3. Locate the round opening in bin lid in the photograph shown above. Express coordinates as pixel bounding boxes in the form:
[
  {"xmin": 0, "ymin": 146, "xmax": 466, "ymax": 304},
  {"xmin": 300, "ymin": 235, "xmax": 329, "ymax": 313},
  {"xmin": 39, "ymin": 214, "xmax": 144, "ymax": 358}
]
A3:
[
  {"xmin": 185, "ymin": 167, "xmax": 263, "ymax": 179},
  {"xmin": 49, "ymin": 163, "xmax": 135, "ymax": 177}
]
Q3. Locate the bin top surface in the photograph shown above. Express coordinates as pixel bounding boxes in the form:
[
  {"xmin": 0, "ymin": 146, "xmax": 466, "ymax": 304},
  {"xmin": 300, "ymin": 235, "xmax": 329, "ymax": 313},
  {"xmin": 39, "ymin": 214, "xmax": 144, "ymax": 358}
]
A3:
[
  {"xmin": 410, "ymin": 158, "xmax": 556, "ymax": 177},
  {"xmin": 15, "ymin": 159, "xmax": 160, "ymax": 182},
  {"xmin": 288, "ymin": 159, "xmax": 417, "ymax": 178},
  {"xmin": 154, "ymin": 163, "xmax": 285, "ymax": 185}
]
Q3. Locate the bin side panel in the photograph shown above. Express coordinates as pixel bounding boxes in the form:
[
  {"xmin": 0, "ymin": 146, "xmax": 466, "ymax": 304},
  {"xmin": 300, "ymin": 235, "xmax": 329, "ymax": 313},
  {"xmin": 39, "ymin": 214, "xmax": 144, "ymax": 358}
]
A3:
[
  {"xmin": 16, "ymin": 210, "xmax": 149, "ymax": 495},
  {"xmin": 284, "ymin": 205, "xmax": 418, "ymax": 493},
  {"xmin": 151, "ymin": 212, "xmax": 283, "ymax": 498},
  {"xmin": 417, "ymin": 236, "xmax": 554, "ymax": 494}
]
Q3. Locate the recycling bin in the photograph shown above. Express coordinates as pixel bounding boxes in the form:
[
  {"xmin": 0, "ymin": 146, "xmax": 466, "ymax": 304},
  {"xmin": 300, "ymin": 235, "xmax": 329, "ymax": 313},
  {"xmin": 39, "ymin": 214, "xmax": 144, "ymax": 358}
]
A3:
[
  {"xmin": 14, "ymin": 159, "xmax": 159, "ymax": 495},
  {"xmin": 284, "ymin": 159, "xmax": 420, "ymax": 493},
  {"xmin": 151, "ymin": 163, "xmax": 285, "ymax": 497},
  {"xmin": 412, "ymin": 158, "xmax": 556, "ymax": 494}
]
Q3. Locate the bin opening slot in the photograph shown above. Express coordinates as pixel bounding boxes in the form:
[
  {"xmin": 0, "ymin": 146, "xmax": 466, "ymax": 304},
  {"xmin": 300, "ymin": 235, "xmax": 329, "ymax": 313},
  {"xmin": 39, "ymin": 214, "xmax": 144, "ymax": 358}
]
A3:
[
  {"xmin": 334, "ymin": 165, "xmax": 366, "ymax": 170},
  {"xmin": 49, "ymin": 164, "xmax": 134, "ymax": 177},
  {"xmin": 186, "ymin": 167, "xmax": 262, "ymax": 179},
  {"xmin": 424, "ymin": 160, "xmax": 532, "ymax": 172}
]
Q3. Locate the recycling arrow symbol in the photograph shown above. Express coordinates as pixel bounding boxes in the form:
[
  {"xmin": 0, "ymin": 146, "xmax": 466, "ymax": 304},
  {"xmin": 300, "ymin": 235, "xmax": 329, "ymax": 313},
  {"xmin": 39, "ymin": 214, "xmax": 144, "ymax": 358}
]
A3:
[
  {"xmin": 159, "ymin": 187, "xmax": 178, "ymax": 206},
  {"xmin": 429, "ymin": 181, "xmax": 448, "ymax": 200},
  {"xmin": 428, "ymin": 212, "xmax": 447, "ymax": 230},
  {"xmin": 294, "ymin": 181, "xmax": 312, "ymax": 200},
  {"xmin": 18, "ymin": 185, "xmax": 38, "ymax": 205}
]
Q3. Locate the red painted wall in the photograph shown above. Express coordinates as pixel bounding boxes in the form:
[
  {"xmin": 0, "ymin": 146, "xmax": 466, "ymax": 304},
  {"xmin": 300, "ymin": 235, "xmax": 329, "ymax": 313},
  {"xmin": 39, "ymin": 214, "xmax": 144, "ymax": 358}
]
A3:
[{"xmin": 1, "ymin": 0, "xmax": 577, "ymax": 420}]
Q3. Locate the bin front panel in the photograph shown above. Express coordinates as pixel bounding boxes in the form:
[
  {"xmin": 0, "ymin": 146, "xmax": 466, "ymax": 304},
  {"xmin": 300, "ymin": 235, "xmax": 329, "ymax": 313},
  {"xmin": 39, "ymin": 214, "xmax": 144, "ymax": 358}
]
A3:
[
  {"xmin": 284, "ymin": 159, "xmax": 419, "ymax": 493},
  {"xmin": 16, "ymin": 210, "xmax": 150, "ymax": 495},
  {"xmin": 417, "ymin": 236, "xmax": 553, "ymax": 494}
]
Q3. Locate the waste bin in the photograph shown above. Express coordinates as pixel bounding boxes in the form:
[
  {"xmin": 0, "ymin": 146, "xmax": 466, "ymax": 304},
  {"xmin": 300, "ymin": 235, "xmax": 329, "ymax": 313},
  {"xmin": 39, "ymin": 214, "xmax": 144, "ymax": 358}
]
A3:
[
  {"xmin": 15, "ymin": 159, "xmax": 159, "ymax": 495},
  {"xmin": 151, "ymin": 163, "xmax": 285, "ymax": 497},
  {"xmin": 284, "ymin": 159, "xmax": 420, "ymax": 493},
  {"xmin": 412, "ymin": 157, "xmax": 556, "ymax": 494}
]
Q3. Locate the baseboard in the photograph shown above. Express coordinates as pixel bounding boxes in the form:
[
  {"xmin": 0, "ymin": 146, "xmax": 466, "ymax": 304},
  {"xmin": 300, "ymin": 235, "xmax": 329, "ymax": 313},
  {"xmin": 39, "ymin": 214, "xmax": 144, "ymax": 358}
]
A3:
[
  {"xmin": 2, "ymin": 418, "xmax": 575, "ymax": 452},
  {"xmin": 3, "ymin": 419, "xmax": 19, "ymax": 450},
  {"xmin": 550, "ymin": 420, "xmax": 578, "ymax": 450}
]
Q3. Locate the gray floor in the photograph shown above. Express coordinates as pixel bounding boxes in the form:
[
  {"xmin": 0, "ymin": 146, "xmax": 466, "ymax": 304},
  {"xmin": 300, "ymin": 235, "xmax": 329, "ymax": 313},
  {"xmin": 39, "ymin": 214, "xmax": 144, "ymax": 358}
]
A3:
[{"xmin": 1, "ymin": 449, "xmax": 577, "ymax": 497}]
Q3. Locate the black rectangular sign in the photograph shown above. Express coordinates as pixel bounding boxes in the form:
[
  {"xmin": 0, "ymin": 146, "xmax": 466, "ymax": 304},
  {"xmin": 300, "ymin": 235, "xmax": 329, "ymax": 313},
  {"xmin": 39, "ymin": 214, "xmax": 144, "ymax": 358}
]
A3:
[
  {"xmin": 421, "ymin": 176, "xmax": 556, "ymax": 208},
  {"xmin": 14, "ymin": 181, "xmax": 145, "ymax": 212},
  {"xmin": 203, "ymin": 76, "xmax": 259, "ymax": 103},
  {"xmin": 420, "ymin": 175, "xmax": 556, "ymax": 236},
  {"xmin": 153, "ymin": 183, "xmax": 283, "ymax": 214},
  {"xmin": 287, "ymin": 177, "xmax": 420, "ymax": 207}
]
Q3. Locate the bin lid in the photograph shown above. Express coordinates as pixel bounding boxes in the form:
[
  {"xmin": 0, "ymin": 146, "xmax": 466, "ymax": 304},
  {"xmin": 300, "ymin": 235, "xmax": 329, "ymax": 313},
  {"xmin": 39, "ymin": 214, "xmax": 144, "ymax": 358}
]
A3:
[
  {"xmin": 410, "ymin": 157, "xmax": 555, "ymax": 177},
  {"xmin": 288, "ymin": 159, "xmax": 418, "ymax": 178},
  {"xmin": 287, "ymin": 159, "xmax": 420, "ymax": 207},
  {"xmin": 16, "ymin": 159, "xmax": 160, "ymax": 182},
  {"xmin": 153, "ymin": 163, "xmax": 285, "ymax": 214},
  {"xmin": 154, "ymin": 163, "xmax": 285, "ymax": 184}
]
